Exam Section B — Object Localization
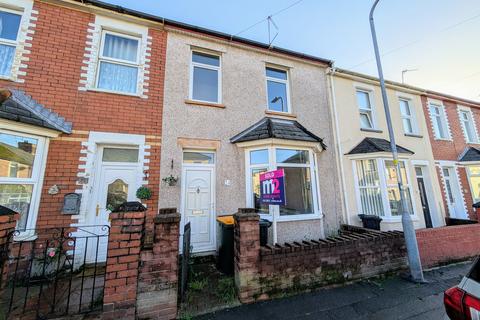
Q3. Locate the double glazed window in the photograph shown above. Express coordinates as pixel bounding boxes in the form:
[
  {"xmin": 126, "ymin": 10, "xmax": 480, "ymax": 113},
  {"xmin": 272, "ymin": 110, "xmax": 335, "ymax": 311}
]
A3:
[
  {"xmin": 429, "ymin": 103, "xmax": 450, "ymax": 139},
  {"xmin": 459, "ymin": 109, "xmax": 478, "ymax": 143},
  {"xmin": 266, "ymin": 67, "xmax": 289, "ymax": 113},
  {"xmin": 0, "ymin": 9, "xmax": 22, "ymax": 77},
  {"xmin": 399, "ymin": 98, "xmax": 417, "ymax": 135},
  {"xmin": 97, "ymin": 31, "xmax": 141, "ymax": 94},
  {"xmin": 247, "ymin": 147, "xmax": 318, "ymax": 219},
  {"xmin": 190, "ymin": 51, "xmax": 221, "ymax": 103},
  {"xmin": 468, "ymin": 166, "xmax": 480, "ymax": 203},
  {"xmin": 0, "ymin": 131, "xmax": 46, "ymax": 230},
  {"xmin": 355, "ymin": 158, "xmax": 414, "ymax": 218},
  {"xmin": 356, "ymin": 90, "xmax": 375, "ymax": 129}
]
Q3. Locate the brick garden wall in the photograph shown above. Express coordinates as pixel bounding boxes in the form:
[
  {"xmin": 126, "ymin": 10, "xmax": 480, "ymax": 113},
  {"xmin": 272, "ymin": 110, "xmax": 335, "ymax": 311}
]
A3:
[
  {"xmin": 416, "ymin": 224, "xmax": 480, "ymax": 268},
  {"xmin": 234, "ymin": 209, "xmax": 408, "ymax": 303}
]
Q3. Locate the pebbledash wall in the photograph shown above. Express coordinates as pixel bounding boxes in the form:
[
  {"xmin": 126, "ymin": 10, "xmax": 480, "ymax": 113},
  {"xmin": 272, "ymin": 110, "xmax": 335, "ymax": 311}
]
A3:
[
  {"xmin": 0, "ymin": 0, "xmax": 166, "ymax": 231},
  {"xmin": 421, "ymin": 93, "xmax": 480, "ymax": 221}
]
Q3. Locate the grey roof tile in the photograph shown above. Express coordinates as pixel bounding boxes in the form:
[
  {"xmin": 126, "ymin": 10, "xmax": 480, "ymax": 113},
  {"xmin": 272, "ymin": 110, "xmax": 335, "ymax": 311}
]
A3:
[
  {"xmin": 230, "ymin": 117, "xmax": 326, "ymax": 149},
  {"xmin": 0, "ymin": 89, "xmax": 72, "ymax": 134},
  {"xmin": 346, "ymin": 137, "xmax": 414, "ymax": 155},
  {"xmin": 459, "ymin": 147, "xmax": 480, "ymax": 162}
]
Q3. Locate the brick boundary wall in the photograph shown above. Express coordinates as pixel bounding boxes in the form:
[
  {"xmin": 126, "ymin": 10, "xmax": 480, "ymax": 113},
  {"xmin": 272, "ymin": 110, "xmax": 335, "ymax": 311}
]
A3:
[
  {"xmin": 416, "ymin": 224, "xmax": 480, "ymax": 269},
  {"xmin": 103, "ymin": 211, "xmax": 146, "ymax": 320},
  {"xmin": 136, "ymin": 208, "xmax": 180, "ymax": 320},
  {"xmin": 0, "ymin": 212, "xmax": 19, "ymax": 290},
  {"xmin": 234, "ymin": 209, "xmax": 408, "ymax": 303}
]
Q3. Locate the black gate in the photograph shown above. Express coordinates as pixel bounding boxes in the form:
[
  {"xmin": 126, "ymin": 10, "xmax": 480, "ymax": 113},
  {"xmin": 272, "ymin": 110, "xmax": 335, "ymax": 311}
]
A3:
[
  {"xmin": 0, "ymin": 225, "xmax": 109, "ymax": 319},
  {"xmin": 180, "ymin": 222, "xmax": 191, "ymax": 301}
]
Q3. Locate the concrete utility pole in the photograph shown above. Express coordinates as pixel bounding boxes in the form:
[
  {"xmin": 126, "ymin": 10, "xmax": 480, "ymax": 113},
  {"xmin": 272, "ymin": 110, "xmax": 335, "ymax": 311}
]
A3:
[{"xmin": 369, "ymin": 0, "xmax": 425, "ymax": 282}]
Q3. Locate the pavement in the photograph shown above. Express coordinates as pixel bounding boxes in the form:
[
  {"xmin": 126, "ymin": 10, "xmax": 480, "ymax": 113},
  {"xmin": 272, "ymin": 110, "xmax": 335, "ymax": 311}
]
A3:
[{"xmin": 196, "ymin": 262, "xmax": 472, "ymax": 320}]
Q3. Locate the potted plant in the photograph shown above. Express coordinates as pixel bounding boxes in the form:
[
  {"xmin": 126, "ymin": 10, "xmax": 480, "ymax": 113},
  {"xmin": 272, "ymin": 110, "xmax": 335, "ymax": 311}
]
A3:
[
  {"xmin": 162, "ymin": 174, "xmax": 178, "ymax": 186},
  {"xmin": 136, "ymin": 186, "xmax": 152, "ymax": 200}
]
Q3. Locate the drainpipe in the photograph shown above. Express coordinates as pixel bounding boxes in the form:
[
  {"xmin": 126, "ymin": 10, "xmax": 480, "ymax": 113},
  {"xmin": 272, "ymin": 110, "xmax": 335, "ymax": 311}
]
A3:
[{"xmin": 326, "ymin": 67, "xmax": 351, "ymax": 225}]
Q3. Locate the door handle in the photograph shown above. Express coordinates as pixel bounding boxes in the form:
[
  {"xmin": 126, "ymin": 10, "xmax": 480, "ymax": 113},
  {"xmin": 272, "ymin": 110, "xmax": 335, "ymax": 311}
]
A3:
[{"xmin": 96, "ymin": 204, "xmax": 100, "ymax": 217}]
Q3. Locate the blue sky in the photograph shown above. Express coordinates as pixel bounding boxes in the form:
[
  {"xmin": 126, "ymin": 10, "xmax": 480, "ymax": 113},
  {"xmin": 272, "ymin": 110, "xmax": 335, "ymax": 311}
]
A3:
[{"xmin": 105, "ymin": 0, "xmax": 480, "ymax": 101}]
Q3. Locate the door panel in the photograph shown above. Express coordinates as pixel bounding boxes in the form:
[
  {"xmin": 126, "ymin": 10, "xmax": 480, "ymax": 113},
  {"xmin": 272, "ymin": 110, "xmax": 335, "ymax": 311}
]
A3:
[
  {"xmin": 183, "ymin": 168, "xmax": 214, "ymax": 252},
  {"xmin": 442, "ymin": 167, "xmax": 465, "ymax": 219}
]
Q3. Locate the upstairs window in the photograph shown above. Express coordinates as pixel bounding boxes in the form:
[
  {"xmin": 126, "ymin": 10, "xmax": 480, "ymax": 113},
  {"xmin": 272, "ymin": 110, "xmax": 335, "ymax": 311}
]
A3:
[
  {"xmin": 356, "ymin": 90, "xmax": 375, "ymax": 130},
  {"xmin": 399, "ymin": 98, "xmax": 417, "ymax": 134},
  {"xmin": 459, "ymin": 109, "xmax": 478, "ymax": 143},
  {"xmin": 97, "ymin": 31, "xmax": 140, "ymax": 94},
  {"xmin": 190, "ymin": 51, "xmax": 221, "ymax": 103},
  {"xmin": 429, "ymin": 103, "xmax": 450, "ymax": 140},
  {"xmin": 0, "ymin": 9, "xmax": 22, "ymax": 77},
  {"xmin": 266, "ymin": 67, "xmax": 290, "ymax": 113}
]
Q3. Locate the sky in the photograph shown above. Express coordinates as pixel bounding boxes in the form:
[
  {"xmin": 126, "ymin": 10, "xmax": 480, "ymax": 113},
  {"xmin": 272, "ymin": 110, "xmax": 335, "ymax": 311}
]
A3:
[{"xmin": 104, "ymin": 0, "xmax": 480, "ymax": 102}]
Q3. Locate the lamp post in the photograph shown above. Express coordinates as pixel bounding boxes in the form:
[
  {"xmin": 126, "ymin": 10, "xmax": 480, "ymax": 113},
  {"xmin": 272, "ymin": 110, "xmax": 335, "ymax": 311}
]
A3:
[
  {"xmin": 369, "ymin": 0, "xmax": 425, "ymax": 282},
  {"xmin": 271, "ymin": 96, "xmax": 285, "ymax": 112}
]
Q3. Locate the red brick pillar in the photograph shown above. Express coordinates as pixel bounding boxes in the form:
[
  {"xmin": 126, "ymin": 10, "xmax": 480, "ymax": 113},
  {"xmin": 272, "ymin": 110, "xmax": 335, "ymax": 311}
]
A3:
[
  {"xmin": 0, "ymin": 212, "xmax": 19, "ymax": 289},
  {"xmin": 137, "ymin": 208, "xmax": 180, "ymax": 320},
  {"xmin": 234, "ymin": 208, "xmax": 260, "ymax": 304},
  {"xmin": 103, "ymin": 211, "xmax": 145, "ymax": 320}
]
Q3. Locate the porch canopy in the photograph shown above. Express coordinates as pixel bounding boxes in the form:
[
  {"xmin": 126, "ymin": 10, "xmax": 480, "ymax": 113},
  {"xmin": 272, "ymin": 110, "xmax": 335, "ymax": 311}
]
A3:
[
  {"xmin": 0, "ymin": 89, "xmax": 72, "ymax": 134},
  {"xmin": 346, "ymin": 137, "xmax": 413, "ymax": 155},
  {"xmin": 458, "ymin": 147, "xmax": 480, "ymax": 162},
  {"xmin": 230, "ymin": 117, "xmax": 326, "ymax": 149}
]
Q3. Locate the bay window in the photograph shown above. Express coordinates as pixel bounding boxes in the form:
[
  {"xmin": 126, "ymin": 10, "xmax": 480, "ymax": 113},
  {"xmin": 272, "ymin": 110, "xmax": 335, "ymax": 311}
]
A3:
[
  {"xmin": 97, "ymin": 31, "xmax": 141, "ymax": 94},
  {"xmin": 0, "ymin": 131, "xmax": 46, "ymax": 230},
  {"xmin": 355, "ymin": 158, "xmax": 415, "ymax": 218},
  {"xmin": 0, "ymin": 9, "xmax": 22, "ymax": 77},
  {"xmin": 467, "ymin": 166, "xmax": 480, "ymax": 203},
  {"xmin": 246, "ymin": 147, "xmax": 320, "ymax": 220}
]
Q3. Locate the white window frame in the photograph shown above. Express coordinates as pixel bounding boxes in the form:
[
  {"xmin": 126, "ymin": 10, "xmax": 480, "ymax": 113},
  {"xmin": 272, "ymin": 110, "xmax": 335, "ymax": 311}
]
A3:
[
  {"xmin": 265, "ymin": 65, "xmax": 291, "ymax": 113},
  {"xmin": 428, "ymin": 102, "xmax": 451, "ymax": 140},
  {"xmin": 458, "ymin": 106, "xmax": 479, "ymax": 144},
  {"xmin": 355, "ymin": 88, "xmax": 377, "ymax": 130},
  {"xmin": 95, "ymin": 29, "xmax": 141, "ymax": 95},
  {"xmin": 398, "ymin": 97, "xmax": 418, "ymax": 135},
  {"xmin": 0, "ymin": 129, "xmax": 48, "ymax": 235},
  {"xmin": 353, "ymin": 157, "xmax": 417, "ymax": 221},
  {"xmin": 189, "ymin": 49, "xmax": 222, "ymax": 104},
  {"xmin": 245, "ymin": 145, "xmax": 321, "ymax": 222},
  {"xmin": 0, "ymin": 6, "xmax": 23, "ymax": 79}
]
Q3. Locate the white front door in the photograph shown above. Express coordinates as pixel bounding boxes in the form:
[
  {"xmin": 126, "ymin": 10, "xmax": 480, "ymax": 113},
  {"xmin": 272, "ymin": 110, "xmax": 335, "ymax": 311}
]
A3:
[
  {"xmin": 442, "ymin": 167, "xmax": 466, "ymax": 219},
  {"xmin": 84, "ymin": 147, "xmax": 141, "ymax": 263},
  {"xmin": 182, "ymin": 167, "xmax": 215, "ymax": 253}
]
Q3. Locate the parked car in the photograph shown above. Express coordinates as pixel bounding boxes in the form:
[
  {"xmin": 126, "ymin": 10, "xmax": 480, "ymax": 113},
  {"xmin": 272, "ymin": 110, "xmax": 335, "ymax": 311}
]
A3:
[{"xmin": 444, "ymin": 257, "xmax": 480, "ymax": 319}]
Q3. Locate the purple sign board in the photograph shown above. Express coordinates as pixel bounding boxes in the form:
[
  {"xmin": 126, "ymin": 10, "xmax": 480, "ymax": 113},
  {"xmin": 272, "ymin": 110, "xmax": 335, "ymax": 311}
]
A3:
[{"xmin": 259, "ymin": 169, "xmax": 286, "ymax": 206}]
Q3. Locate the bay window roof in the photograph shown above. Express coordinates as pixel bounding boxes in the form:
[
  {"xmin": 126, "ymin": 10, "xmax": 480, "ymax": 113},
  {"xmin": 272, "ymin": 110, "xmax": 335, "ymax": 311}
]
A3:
[
  {"xmin": 0, "ymin": 89, "xmax": 72, "ymax": 134},
  {"xmin": 459, "ymin": 147, "xmax": 480, "ymax": 162},
  {"xmin": 230, "ymin": 117, "xmax": 326, "ymax": 149},
  {"xmin": 346, "ymin": 137, "xmax": 413, "ymax": 155}
]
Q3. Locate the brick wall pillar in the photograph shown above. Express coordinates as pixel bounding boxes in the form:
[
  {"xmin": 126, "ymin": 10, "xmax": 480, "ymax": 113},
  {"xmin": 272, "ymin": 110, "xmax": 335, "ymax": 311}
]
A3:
[
  {"xmin": 137, "ymin": 208, "xmax": 180, "ymax": 320},
  {"xmin": 233, "ymin": 208, "xmax": 260, "ymax": 304},
  {"xmin": 103, "ymin": 211, "xmax": 145, "ymax": 320},
  {"xmin": 0, "ymin": 212, "xmax": 18, "ymax": 289}
]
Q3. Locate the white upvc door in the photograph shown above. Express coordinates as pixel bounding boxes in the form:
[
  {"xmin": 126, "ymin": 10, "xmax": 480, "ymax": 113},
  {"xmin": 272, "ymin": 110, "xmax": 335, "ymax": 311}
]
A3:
[
  {"xmin": 181, "ymin": 165, "xmax": 215, "ymax": 253},
  {"xmin": 442, "ymin": 166, "xmax": 467, "ymax": 219}
]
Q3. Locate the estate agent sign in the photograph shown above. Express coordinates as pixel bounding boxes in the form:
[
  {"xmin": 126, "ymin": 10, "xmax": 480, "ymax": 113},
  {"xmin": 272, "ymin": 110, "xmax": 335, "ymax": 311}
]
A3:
[{"xmin": 259, "ymin": 169, "xmax": 286, "ymax": 206}]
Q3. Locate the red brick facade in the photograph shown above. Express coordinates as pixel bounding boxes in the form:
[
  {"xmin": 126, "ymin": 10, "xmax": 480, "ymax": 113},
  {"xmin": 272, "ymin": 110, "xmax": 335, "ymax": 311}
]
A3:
[
  {"xmin": 1, "ymin": 0, "xmax": 166, "ymax": 230},
  {"xmin": 421, "ymin": 94, "xmax": 480, "ymax": 221}
]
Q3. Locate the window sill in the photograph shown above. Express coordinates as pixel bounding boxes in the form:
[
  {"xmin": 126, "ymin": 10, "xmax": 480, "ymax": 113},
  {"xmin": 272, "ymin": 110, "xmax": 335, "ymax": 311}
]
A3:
[
  {"xmin": 86, "ymin": 87, "xmax": 141, "ymax": 98},
  {"xmin": 0, "ymin": 75, "xmax": 15, "ymax": 82},
  {"xmin": 260, "ymin": 213, "xmax": 323, "ymax": 222},
  {"xmin": 360, "ymin": 128, "xmax": 383, "ymax": 133},
  {"xmin": 265, "ymin": 110, "xmax": 297, "ymax": 119},
  {"xmin": 404, "ymin": 133, "xmax": 423, "ymax": 138},
  {"xmin": 379, "ymin": 216, "xmax": 419, "ymax": 223},
  {"xmin": 434, "ymin": 137, "xmax": 452, "ymax": 142},
  {"xmin": 185, "ymin": 99, "xmax": 225, "ymax": 109}
]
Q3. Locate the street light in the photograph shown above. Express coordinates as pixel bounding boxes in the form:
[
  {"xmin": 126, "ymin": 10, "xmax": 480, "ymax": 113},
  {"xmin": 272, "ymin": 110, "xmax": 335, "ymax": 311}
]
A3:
[
  {"xmin": 401, "ymin": 68, "xmax": 418, "ymax": 84},
  {"xmin": 369, "ymin": 0, "xmax": 425, "ymax": 282},
  {"xmin": 271, "ymin": 96, "xmax": 285, "ymax": 112}
]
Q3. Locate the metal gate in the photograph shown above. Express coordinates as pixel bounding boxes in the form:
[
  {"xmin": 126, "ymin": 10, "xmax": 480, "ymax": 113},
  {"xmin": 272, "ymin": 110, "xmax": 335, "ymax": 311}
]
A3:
[
  {"xmin": 180, "ymin": 222, "xmax": 191, "ymax": 301},
  {"xmin": 0, "ymin": 225, "xmax": 109, "ymax": 319}
]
